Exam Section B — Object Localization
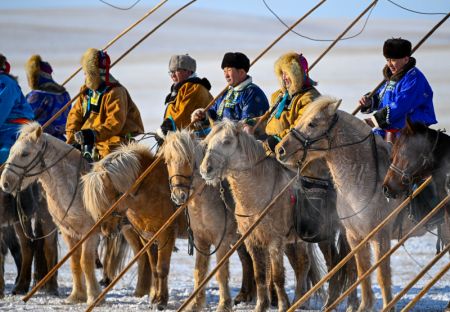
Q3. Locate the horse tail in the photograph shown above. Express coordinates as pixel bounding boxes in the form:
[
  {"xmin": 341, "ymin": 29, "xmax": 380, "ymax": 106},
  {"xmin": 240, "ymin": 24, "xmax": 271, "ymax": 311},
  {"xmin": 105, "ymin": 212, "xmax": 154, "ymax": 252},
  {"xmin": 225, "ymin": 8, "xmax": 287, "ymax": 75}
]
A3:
[
  {"xmin": 99, "ymin": 231, "xmax": 130, "ymax": 284},
  {"xmin": 306, "ymin": 243, "xmax": 326, "ymax": 300},
  {"xmin": 82, "ymin": 143, "xmax": 144, "ymax": 221}
]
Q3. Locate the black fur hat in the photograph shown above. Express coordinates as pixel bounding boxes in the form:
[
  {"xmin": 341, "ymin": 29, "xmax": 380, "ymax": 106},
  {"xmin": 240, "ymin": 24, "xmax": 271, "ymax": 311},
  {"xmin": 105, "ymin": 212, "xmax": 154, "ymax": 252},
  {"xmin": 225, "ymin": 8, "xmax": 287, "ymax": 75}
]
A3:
[
  {"xmin": 383, "ymin": 38, "xmax": 412, "ymax": 59},
  {"xmin": 221, "ymin": 52, "xmax": 250, "ymax": 72}
]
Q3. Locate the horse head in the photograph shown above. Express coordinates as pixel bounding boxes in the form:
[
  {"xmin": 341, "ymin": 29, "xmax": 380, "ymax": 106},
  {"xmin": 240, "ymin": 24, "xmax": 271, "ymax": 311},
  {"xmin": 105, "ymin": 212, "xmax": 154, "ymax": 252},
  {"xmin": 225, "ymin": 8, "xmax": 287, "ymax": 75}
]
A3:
[
  {"xmin": 161, "ymin": 130, "xmax": 198, "ymax": 205},
  {"xmin": 383, "ymin": 118, "xmax": 437, "ymax": 198},
  {"xmin": 1, "ymin": 122, "xmax": 46, "ymax": 195},
  {"xmin": 200, "ymin": 120, "xmax": 241, "ymax": 185},
  {"xmin": 276, "ymin": 97, "xmax": 342, "ymax": 168}
]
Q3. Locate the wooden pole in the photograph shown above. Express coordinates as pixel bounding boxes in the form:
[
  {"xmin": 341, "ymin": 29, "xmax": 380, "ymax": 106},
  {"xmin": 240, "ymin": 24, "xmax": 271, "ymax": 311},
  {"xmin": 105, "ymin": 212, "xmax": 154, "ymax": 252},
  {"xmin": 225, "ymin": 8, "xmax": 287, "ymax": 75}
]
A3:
[
  {"xmin": 383, "ymin": 243, "xmax": 450, "ymax": 311},
  {"xmin": 352, "ymin": 12, "xmax": 450, "ymax": 116},
  {"xmin": 177, "ymin": 176, "xmax": 297, "ymax": 311},
  {"xmin": 21, "ymin": 1, "xmax": 197, "ymax": 302},
  {"xmin": 251, "ymin": 0, "xmax": 378, "ymax": 132},
  {"xmin": 325, "ymin": 194, "xmax": 450, "ymax": 311},
  {"xmin": 287, "ymin": 177, "xmax": 432, "ymax": 311}
]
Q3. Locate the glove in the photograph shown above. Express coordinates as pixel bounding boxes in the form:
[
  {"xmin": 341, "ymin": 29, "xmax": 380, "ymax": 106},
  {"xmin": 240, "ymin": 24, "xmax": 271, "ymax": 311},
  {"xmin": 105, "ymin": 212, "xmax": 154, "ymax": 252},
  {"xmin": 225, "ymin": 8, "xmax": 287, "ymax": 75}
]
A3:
[
  {"xmin": 74, "ymin": 129, "xmax": 96, "ymax": 146},
  {"xmin": 71, "ymin": 143, "xmax": 82, "ymax": 151},
  {"xmin": 160, "ymin": 118, "xmax": 175, "ymax": 136},
  {"xmin": 265, "ymin": 135, "xmax": 281, "ymax": 153}
]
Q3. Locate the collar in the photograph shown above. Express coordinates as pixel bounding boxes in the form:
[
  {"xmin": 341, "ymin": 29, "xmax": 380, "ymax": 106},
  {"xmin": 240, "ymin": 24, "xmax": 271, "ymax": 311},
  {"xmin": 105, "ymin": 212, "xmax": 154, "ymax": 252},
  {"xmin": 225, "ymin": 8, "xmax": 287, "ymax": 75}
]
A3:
[{"xmin": 230, "ymin": 76, "xmax": 252, "ymax": 92}]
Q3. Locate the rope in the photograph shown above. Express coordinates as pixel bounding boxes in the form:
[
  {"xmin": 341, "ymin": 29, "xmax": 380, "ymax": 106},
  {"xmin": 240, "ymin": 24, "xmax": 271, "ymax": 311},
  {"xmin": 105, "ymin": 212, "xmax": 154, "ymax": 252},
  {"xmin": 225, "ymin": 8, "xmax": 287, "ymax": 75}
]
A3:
[
  {"xmin": 99, "ymin": 0, "xmax": 142, "ymax": 10},
  {"xmin": 386, "ymin": 0, "xmax": 448, "ymax": 15}
]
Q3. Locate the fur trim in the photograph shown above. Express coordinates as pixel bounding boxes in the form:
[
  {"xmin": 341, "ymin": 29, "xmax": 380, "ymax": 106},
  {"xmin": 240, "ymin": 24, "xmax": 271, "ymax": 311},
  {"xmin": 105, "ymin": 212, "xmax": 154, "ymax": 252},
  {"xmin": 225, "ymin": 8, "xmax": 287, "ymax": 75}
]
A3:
[
  {"xmin": 274, "ymin": 52, "xmax": 304, "ymax": 96},
  {"xmin": 382, "ymin": 57, "xmax": 416, "ymax": 81},
  {"xmin": 25, "ymin": 55, "xmax": 43, "ymax": 90},
  {"xmin": 82, "ymin": 48, "xmax": 102, "ymax": 90}
]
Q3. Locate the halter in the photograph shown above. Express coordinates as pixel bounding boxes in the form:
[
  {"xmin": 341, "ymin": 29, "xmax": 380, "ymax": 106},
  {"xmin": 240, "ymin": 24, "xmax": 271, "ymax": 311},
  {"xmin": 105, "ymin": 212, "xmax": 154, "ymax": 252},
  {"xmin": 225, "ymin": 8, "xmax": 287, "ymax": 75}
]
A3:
[
  {"xmin": 169, "ymin": 174, "xmax": 193, "ymax": 194},
  {"xmin": 389, "ymin": 130, "xmax": 440, "ymax": 185}
]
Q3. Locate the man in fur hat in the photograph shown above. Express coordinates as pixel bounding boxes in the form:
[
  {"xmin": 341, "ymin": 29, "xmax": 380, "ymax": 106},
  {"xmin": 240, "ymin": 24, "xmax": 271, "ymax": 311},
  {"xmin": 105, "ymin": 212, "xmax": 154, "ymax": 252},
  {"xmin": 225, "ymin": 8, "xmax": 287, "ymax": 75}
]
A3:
[
  {"xmin": 255, "ymin": 51, "xmax": 321, "ymax": 154},
  {"xmin": 25, "ymin": 55, "xmax": 70, "ymax": 141},
  {"xmin": 66, "ymin": 48, "xmax": 144, "ymax": 160},
  {"xmin": 359, "ymin": 38, "xmax": 436, "ymax": 142},
  {"xmin": 191, "ymin": 52, "xmax": 269, "ymax": 132},
  {"xmin": 154, "ymin": 54, "xmax": 213, "ymax": 145},
  {"xmin": 0, "ymin": 54, "xmax": 35, "ymax": 164}
]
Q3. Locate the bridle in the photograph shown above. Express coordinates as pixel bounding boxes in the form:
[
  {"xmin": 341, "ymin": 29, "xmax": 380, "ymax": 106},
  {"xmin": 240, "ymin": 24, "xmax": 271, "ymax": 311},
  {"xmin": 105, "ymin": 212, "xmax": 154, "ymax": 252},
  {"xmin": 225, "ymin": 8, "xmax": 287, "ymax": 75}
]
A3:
[
  {"xmin": 169, "ymin": 173, "xmax": 193, "ymax": 194},
  {"xmin": 388, "ymin": 130, "xmax": 440, "ymax": 186}
]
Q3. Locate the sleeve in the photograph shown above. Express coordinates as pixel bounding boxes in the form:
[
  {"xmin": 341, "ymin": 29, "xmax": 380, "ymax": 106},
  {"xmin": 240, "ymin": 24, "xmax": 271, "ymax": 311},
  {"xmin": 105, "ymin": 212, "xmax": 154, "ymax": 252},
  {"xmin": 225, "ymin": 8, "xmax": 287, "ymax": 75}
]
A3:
[
  {"xmin": 26, "ymin": 92, "xmax": 46, "ymax": 123},
  {"xmin": 240, "ymin": 86, "xmax": 269, "ymax": 121},
  {"xmin": 208, "ymin": 95, "xmax": 223, "ymax": 121},
  {"xmin": 277, "ymin": 92, "xmax": 315, "ymax": 138},
  {"xmin": 0, "ymin": 79, "xmax": 17, "ymax": 127},
  {"xmin": 373, "ymin": 73, "xmax": 425, "ymax": 128},
  {"xmin": 92, "ymin": 87, "xmax": 128, "ymax": 142},
  {"xmin": 164, "ymin": 83, "xmax": 208, "ymax": 128},
  {"xmin": 65, "ymin": 94, "xmax": 84, "ymax": 143}
]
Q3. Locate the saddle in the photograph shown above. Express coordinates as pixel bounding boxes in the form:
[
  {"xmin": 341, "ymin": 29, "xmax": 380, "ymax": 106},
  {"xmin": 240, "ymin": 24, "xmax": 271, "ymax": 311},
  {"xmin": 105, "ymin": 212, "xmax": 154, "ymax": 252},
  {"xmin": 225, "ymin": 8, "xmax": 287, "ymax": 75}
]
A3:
[{"xmin": 293, "ymin": 176, "xmax": 337, "ymax": 243}]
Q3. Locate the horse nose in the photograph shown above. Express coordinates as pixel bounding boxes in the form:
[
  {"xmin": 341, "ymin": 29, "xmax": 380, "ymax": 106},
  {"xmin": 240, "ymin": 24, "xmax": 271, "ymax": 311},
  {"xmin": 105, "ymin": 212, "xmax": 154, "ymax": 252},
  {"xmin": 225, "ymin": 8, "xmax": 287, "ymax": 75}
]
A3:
[
  {"xmin": 1, "ymin": 181, "xmax": 9, "ymax": 193},
  {"xmin": 382, "ymin": 184, "xmax": 394, "ymax": 199}
]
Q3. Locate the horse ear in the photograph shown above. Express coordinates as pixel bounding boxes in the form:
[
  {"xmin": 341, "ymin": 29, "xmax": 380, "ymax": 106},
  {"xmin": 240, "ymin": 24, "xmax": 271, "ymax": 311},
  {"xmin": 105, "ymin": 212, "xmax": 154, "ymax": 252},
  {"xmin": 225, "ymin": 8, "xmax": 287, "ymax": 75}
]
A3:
[
  {"xmin": 30, "ymin": 125, "xmax": 43, "ymax": 141},
  {"xmin": 329, "ymin": 98, "xmax": 342, "ymax": 114}
]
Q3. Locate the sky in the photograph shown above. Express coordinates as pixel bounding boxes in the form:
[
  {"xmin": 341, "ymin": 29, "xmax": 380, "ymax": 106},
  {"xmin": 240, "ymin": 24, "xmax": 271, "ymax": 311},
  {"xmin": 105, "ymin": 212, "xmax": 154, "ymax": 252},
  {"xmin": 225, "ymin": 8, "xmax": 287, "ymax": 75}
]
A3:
[{"xmin": 1, "ymin": 0, "xmax": 449, "ymax": 19}]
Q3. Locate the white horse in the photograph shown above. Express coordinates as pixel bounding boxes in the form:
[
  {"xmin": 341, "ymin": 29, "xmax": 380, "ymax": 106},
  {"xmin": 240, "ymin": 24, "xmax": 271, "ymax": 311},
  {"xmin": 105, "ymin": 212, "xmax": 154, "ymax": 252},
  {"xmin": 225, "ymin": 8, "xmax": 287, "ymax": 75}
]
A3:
[
  {"xmin": 275, "ymin": 96, "xmax": 448, "ymax": 311},
  {"xmin": 0, "ymin": 122, "xmax": 101, "ymax": 304}
]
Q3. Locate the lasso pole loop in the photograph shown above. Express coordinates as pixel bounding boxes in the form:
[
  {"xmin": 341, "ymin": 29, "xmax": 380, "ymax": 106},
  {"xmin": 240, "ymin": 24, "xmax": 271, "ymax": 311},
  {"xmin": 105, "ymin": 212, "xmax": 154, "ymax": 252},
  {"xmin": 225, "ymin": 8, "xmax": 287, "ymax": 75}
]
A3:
[
  {"xmin": 352, "ymin": 12, "xmax": 450, "ymax": 115},
  {"xmin": 325, "ymin": 193, "xmax": 450, "ymax": 311},
  {"xmin": 287, "ymin": 176, "xmax": 432, "ymax": 311},
  {"xmin": 21, "ymin": 1, "xmax": 197, "ymax": 302},
  {"xmin": 251, "ymin": 0, "xmax": 378, "ymax": 132}
]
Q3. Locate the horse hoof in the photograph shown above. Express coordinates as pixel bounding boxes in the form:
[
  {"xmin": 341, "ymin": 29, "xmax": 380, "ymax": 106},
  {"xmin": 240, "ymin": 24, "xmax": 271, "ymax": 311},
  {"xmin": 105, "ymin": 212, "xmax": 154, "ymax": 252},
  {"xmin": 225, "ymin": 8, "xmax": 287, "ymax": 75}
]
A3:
[
  {"xmin": 234, "ymin": 291, "xmax": 254, "ymax": 304},
  {"xmin": 65, "ymin": 293, "xmax": 87, "ymax": 304},
  {"xmin": 11, "ymin": 286, "xmax": 28, "ymax": 295},
  {"xmin": 156, "ymin": 303, "xmax": 167, "ymax": 311},
  {"xmin": 99, "ymin": 277, "xmax": 111, "ymax": 287}
]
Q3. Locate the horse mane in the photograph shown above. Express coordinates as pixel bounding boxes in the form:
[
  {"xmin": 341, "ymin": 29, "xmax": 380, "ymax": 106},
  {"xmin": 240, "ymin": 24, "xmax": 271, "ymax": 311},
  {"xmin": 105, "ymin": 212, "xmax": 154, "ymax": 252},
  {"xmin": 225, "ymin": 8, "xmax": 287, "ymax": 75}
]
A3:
[
  {"xmin": 18, "ymin": 122, "xmax": 42, "ymax": 141},
  {"xmin": 161, "ymin": 129, "xmax": 196, "ymax": 165},
  {"xmin": 297, "ymin": 96, "xmax": 339, "ymax": 129},
  {"xmin": 82, "ymin": 142, "xmax": 152, "ymax": 219}
]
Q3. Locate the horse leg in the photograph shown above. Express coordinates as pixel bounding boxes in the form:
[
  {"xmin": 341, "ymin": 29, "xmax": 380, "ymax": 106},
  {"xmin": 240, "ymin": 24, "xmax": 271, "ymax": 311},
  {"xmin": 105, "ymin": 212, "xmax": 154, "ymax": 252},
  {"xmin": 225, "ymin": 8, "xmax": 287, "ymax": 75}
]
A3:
[
  {"xmin": 3, "ymin": 225, "xmax": 22, "ymax": 286},
  {"xmin": 0, "ymin": 230, "xmax": 5, "ymax": 298},
  {"xmin": 146, "ymin": 242, "xmax": 158, "ymax": 303},
  {"xmin": 246, "ymin": 242, "xmax": 269, "ymax": 312},
  {"xmin": 346, "ymin": 231, "xmax": 374, "ymax": 312},
  {"xmin": 234, "ymin": 243, "xmax": 256, "ymax": 304},
  {"xmin": 372, "ymin": 231, "xmax": 393, "ymax": 311},
  {"xmin": 186, "ymin": 240, "xmax": 210, "ymax": 312},
  {"xmin": 268, "ymin": 242, "xmax": 289, "ymax": 312},
  {"xmin": 12, "ymin": 222, "xmax": 33, "ymax": 295},
  {"xmin": 153, "ymin": 231, "xmax": 175, "ymax": 310},
  {"xmin": 62, "ymin": 233, "xmax": 87, "ymax": 303},
  {"xmin": 122, "ymin": 227, "xmax": 151, "ymax": 297},
  {"xmin": 285, "ymin": 241, "xmax": 310, "ymax": 307},
  {"xmin": 318, "ymin": 239, "xmax": 343, "ymax": 308},
  {"xmin": 215, "ymin": 241, "xmax": 232, "ymax": 312},
  {"xmin": 82, "ymin": 235, "xmax": 102, "ymax": 305}
]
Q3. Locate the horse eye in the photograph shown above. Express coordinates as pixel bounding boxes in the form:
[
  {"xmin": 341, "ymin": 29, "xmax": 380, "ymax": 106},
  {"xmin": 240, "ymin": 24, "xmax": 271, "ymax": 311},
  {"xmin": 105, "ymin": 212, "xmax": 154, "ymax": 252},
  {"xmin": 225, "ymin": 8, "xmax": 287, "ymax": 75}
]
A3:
[
  {"xmin": 21, "ymin": 152, "xmax": 30, "ymax": 158},
  {"xmin": 223, "ymin": 140, "xmax": 231, "ymax": 146},
  {"xmin": 308, "ymin": 122, "xmax": 317, "ymax": 128}
]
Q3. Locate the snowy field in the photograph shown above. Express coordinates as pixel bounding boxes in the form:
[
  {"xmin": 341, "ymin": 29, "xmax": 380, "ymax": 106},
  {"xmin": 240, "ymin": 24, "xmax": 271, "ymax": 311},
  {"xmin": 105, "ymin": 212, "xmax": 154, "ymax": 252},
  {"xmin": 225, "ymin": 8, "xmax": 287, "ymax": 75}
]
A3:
[{"xmin": 1, "ymin": 1, "xmax": 450, "ymax": 311}]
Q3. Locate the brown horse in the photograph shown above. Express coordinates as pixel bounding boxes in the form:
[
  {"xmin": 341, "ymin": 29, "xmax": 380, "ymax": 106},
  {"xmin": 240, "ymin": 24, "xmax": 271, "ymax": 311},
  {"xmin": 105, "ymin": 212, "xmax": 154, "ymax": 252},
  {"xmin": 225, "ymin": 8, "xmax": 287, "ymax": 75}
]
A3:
[
  {"xmin": 275, "ymin": 96, "xmax": 449, "ymax": 311},
  {"xmin": 199, "ymin": 120, "xmax": 358, "ymax": 312},
  {"xmin": 83, "ymin": 142, "xmax": 188, "ymax": 310}
]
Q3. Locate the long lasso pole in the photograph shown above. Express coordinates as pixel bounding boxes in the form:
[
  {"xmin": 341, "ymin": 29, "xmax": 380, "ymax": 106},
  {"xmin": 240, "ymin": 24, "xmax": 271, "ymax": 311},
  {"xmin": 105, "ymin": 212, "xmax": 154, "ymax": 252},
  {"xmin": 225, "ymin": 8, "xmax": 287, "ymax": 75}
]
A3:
[
  {"xmin": 251, "ymin": 0, "xmax": 378, "ymax": 132},
  {"xmin": 177, "ymin": 176, "xmax": 297, "ymax": 311},
  {"xmin": 60, "ymin": 0, "xmax": 168, "ymax": 87},
  {"xmin": 351, "ymin": 12, "xmax": 450, "ymax": 116},
  {"xmin": 287, "ymin": 176, "xmax": 432, "ymax": 311},
  {"xmin": 325, "ymin": 193, "xmax": 450, "ymax": 311},
  {"xmin": 85, "ymin": 182, "xmax": 206, "ymax": 312},
  {"xmin": 383, "ymin": 231, "xmax": 450, "ymax": 311},
  {"xmin": 21, "ymin": 1, "xmax": 197, "ymax": 302},
  {"xmin": 401, "ymin": 260, "xmax": 450, "ymax": 311},
  {"xmin": 22, "ymin": 0, "xmax": 325, "ymax": 302}
]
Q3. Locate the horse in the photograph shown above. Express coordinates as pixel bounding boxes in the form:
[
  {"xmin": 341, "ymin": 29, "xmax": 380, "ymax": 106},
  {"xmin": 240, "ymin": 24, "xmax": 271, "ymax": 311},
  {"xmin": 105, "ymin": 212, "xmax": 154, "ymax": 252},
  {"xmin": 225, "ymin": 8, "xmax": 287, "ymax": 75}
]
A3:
[
  {"xmin": 82, "ymin": 142, "xmax": 188, "ymax": 310},
  {"xmin": 199, "ymin": 120, "xmax": 356, "ymax": 312},
  {"xmin": 0, "ymin": 224, "xmax": 22, "ymax": 297},
  {"xmin": 275, "ymin": 96, "xmax": 449, "ymax": 311},
  {"xmin": 0, "ymin": 181, "xmax": 58, "ymax": 297}
]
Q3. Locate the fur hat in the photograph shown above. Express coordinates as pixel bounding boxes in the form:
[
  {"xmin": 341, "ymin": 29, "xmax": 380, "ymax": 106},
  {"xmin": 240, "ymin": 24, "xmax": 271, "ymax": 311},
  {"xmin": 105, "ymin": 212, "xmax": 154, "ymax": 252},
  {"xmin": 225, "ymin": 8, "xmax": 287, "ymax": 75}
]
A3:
[
  {"xmin": 383, "ymin": 38, "xmax": 411, "ymax": 59},
  {"xmin": 81, "ymin": 48, "xmax": 112, "ymax": 90},
  {"xmin": 274, "ymin": 52, "xmax": 316, "ymax": 96},
  {"xmin": 221, "ymin": 52, "xmax": 250, "ymax": 72},
  {"xmin": 0, "ymin": 54, "xmax": 11, "ymax": 74},
  {"xmin": 25, "ymin": 55, "xmax": 54, "ymax": 90},
  {"xmin": 169, "ymin": 54, "xmax": 196, "ymax": 72}
]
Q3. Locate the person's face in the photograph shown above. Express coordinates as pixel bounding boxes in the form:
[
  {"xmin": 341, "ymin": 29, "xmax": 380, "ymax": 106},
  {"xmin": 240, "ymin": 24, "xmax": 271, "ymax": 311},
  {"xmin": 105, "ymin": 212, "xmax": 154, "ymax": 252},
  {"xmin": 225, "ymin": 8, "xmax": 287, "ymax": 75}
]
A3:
[
  {"xmin": 282, "ymin": 71, "xmax": 291, "ymax": 89},
  {"xmin": 386, "ymin": 56, "xmax": 409, "ymax": 75},
  {"xmin": 169, "ymin": 69, "xmax": 191, "ymax": 84},
  {"xmin": 223, "ymin": 67, "xmax": 247, "ymax": 87}
]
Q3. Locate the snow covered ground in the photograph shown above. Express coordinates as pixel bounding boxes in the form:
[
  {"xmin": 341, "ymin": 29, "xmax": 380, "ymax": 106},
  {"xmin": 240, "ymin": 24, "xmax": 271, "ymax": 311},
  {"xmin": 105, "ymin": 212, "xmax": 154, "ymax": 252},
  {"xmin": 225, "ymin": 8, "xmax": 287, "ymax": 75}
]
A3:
[{"xmin": 1, "ymin": 2, "xmax": 450, "ymax": 311}]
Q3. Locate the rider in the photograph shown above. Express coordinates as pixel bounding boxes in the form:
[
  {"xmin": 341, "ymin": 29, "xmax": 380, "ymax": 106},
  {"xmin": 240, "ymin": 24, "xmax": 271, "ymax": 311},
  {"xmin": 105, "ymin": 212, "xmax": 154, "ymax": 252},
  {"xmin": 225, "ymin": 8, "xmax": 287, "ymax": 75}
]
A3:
[
  {"xmin": 0, "ymin": 54, "xmax": 35, "ymax": 164},
  {"xmin": 25, "ymin": 54, "xmax": 70, "ymax": 141},
  {"xmin": 66, "ymin": 48, "xmax": 144, "ymax": 161},
  {"xmin": 253, "ymin": 51, "xmax": 321, "ymax": 154},
  {"xmin": 154, "ymin": 54, "xmax": 213, "ymax": 145},
  {"xmin": 359, "ymin": 38, "xmax": 437, "ymax": 143},
  {"xmin": 190, "ymin": 52, "xmax": 269, "ymax": 133}
]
